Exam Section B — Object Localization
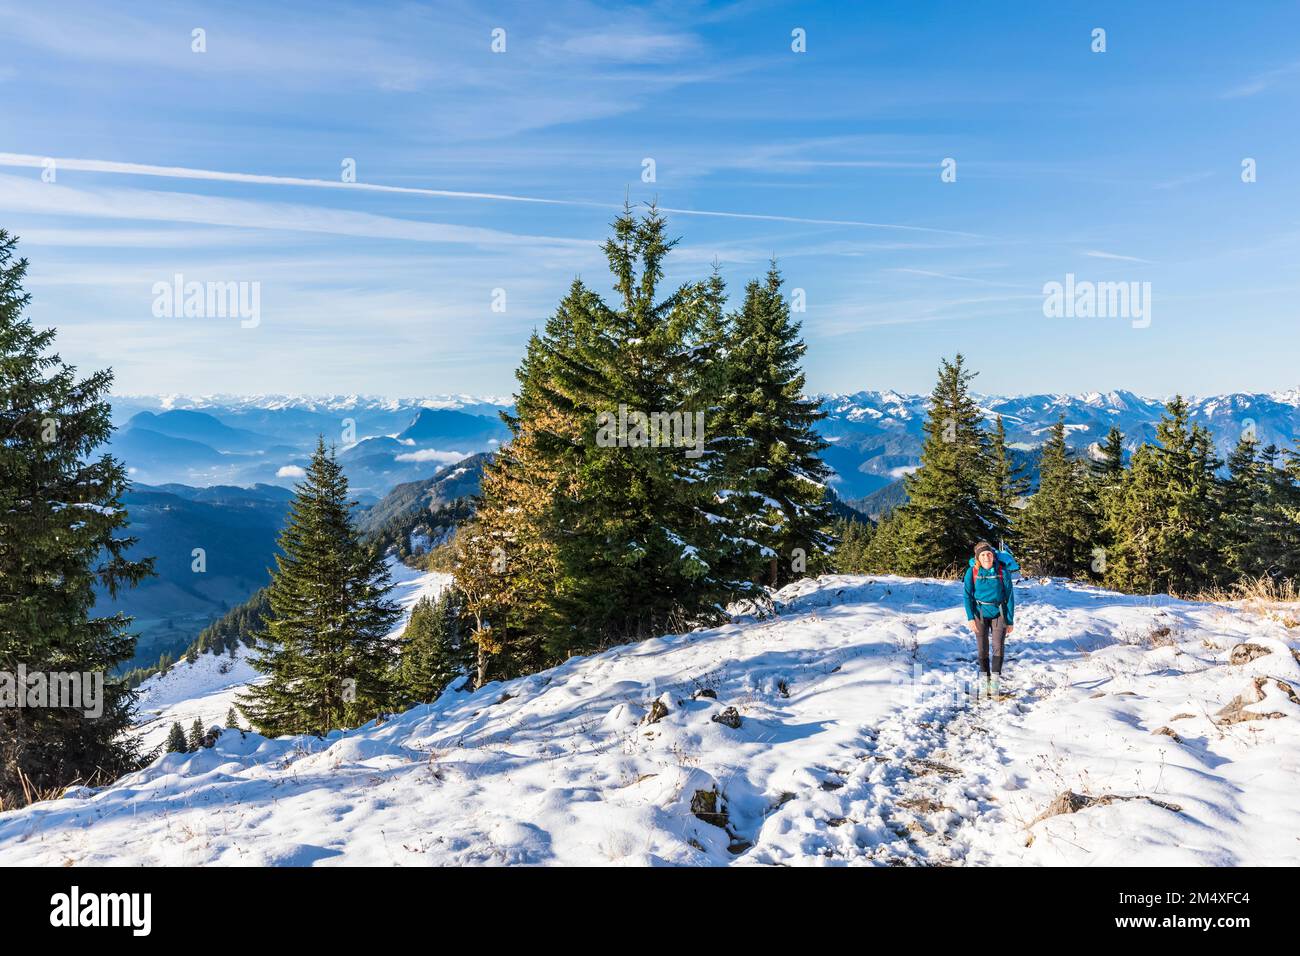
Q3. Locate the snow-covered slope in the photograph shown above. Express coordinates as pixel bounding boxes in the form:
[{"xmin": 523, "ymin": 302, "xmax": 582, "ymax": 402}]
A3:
[
  {"xmin": 129, "ymin": 559, "xmax": 451, "ymax": 755},
  {"xmin": 4, "ymin": 574, "xmax": 1298, "ymax": 866}
]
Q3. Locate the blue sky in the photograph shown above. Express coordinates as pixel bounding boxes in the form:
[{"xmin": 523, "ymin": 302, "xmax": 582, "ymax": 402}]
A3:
[{"xmin": 1, "ymin": 0, "xmax": 1297, "ymax": 399}]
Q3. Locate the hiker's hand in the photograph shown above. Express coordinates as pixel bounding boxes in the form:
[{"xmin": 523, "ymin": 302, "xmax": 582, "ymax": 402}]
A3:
[
  {"xmin": 1005, "ymin": 625, "xmax": 1014, "ymax": 636},
  {"xmin": 967, "ymin": 619, "xmax": 978, "ymax": 635}
]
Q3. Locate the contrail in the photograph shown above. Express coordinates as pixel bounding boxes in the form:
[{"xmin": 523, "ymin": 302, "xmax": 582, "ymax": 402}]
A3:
[{"xmin": 0, "ymin": 152, "xmax": 983, "ymax": 238}]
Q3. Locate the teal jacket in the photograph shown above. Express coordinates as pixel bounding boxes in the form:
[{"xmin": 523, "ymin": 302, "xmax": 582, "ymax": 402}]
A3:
[{"xmin": 963, "ymin": 558, "xmax": 1014, "ymax": 624}]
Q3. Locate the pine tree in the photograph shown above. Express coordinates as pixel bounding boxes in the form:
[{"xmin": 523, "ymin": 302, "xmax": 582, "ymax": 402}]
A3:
[
  {"xmin": 1092, "ymin": 426, "xmax": 1125, "ymax": 482},
  {"xmin": 225, "ymin": 706, "xmax": 240, "ymax": 729},
  {"xmin": 712, "ymin": 262, "xmax": 834, "ymax": 587},
  {"xmin": 165, "ymin": 722, "xmax": 188, "ymax": 754},
  {"xmin": 187, "ymin": 719, "xmax": 204, "ymax": 751},
  {"xmin": 891, "ymin": 355, "xmax": 1001, "ymax": 575},
  {"xmin": 1105, "ymin": 443, "xmax": 1163, "ymax": 592},
  {"xmin": 1222, "ymin": 434, "xmax": 1264, "ymax": 581},
  {"xmin": 988, "ymin": 415, "xmax": 1028, "ymax": 548},
  {"xmin": 237, "ymin": 439, "xmax": 401, "ymax": 736},
  {"xmin": 1106, "ymin": 399, "xmax": 1222, "ymax": 595},
  {"xmin": 0, "ymin": 230, "xmax": 154, "ymax": 804},
  {"xmin": 397, "ymin": 590, "xmax": 472, "ymax": 703},
  {"xmin": 1018, "ymin": 418, "xmax": 1095, "ymax": 578},
  {"xmin": 466, "ymin": 205, "xmax": 760, "ymax": 663}
]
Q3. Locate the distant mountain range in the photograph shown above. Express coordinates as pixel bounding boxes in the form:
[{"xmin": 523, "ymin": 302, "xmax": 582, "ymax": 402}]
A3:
[
  {"xmin": 109, "ymin": 388, "xmax": 1300, "ymax": 506},
  {"xmin": 108, "ymin": 394, "xmax": 511, "ymax": 494},
  {"xmin": 820, "ymin": 388, "xmax": 1300, "ymax": 506}
]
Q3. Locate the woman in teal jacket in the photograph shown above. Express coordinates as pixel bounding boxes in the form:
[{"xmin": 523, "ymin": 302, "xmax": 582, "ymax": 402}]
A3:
[{"xmin": 963, "ymin": 540, "xmax": 1014, "ymax": 698}]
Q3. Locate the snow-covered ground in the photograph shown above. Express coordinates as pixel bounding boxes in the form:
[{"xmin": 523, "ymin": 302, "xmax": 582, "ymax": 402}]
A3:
[
  {"xmin": 129, "ymin": 559, "xmax": 450, "ymax": 754},
  {"xmin": 3, "ymin": 573, "xmax": 1297, "ymax": 866}
]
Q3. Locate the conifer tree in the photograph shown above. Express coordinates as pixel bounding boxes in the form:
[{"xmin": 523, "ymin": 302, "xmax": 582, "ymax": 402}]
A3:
[
  {"xmin": 397, "ymin": 590, "xmax": 472, "ymax": 703},
  {"xmin": 187, "ymin": 719, "xmax": 204, "ymax": 751},
  {"xmin": 1222, "ymin": 434, "xmax": 1264, "ymax": 581},
  {"xmin": 988, "ymin": 415, "xmax": 1028, "ymax": 547},
  {"xmin": 1092, "ymin": 426, "xmax": 1125, "ymax": 482},
  {"xmin": 238, "ymin": 439, "xmax": 401, "ymax": 736},
  {"xmin": 0, "ymin": 230, "xmax": 154, "ymax": 804},
  {"xmin": 712, "ymin": 262, "xmax": 834, "ymax": 586},
  {"xmin": 467, "ymin": 205, "xmax": 761, "ymax": 663},
  {"xmin": 1018, "ymin": 418, "xmax": 1095, "ymax": 577},
  {"xmin": 165, "ymin": 722, "xmax": 188, "ymax": 754},
  {"xmin": 1105, "ymin": 399, "xmax": 1222, "ymax": 595},
  {"xmin": 891, "ymin": 355, "xmax": 1001, "ymax": 575},
  {"xmin": 225, "ymin": 706, "xmax": 240, "ymax": 729}
]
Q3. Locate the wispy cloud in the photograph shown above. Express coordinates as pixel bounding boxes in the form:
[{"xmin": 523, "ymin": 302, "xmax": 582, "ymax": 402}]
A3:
[
  {"xmin": 1222, "ymin": 60, "xmax": 1300, "ymax": 99},
  {"xmin": 1082, "ymin": 250, "xmax": 1154, "ymax": 264},
  {"xmin": 0, "ymin": 154, "xmax": 981, "ymax": 236}
]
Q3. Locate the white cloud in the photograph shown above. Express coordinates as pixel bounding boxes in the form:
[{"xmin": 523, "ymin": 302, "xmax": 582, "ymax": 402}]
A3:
[
  {"xmin": 394, "ymin": 449, "xmax": 467, "ymax": 464},
  {"xmin": 276, "ymin": 465, "xmax": 306, "ymax": 478}
]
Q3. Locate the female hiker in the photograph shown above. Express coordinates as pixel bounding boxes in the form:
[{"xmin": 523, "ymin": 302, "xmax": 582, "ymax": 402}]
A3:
[{"xmin": 963, "ymin": 540, "xmax": 1015, "ymax": 699}]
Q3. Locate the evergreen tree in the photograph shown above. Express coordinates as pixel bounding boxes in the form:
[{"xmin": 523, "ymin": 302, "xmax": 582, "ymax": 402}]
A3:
[
  {"xmin": 165, "ymin": 722, "xmax": 188, "ymax": 754},
  {"xmin": 891, "ymin": 355, "xmax": 1001, "ymax": 575},
  {"xmin": 238, "ymin": 439, "xmax": 401, "ymax": 736},
  {"xmin": 1092, "ymin": 426, "xmax": 1125, "ymax": 482},
  {"xmin": 1018, "ymin": 418, "xmax": 1095, "ymax": 578},
  {"xmin": 1106, "ymin": 398, "xmax": 1222, "ymax": 595},
  {"xmin": 187, "ymin": 719, "xmax": 204, "ymax": 751},
  {"xmin": 988, "ymin": 415, "xmax": 1029, "ymax": 547},
  {"xmin": 225, "ymin": 706, "xmax": 240, "ymax": 729},
  {"xmin": 830, "ymin": 515, "xmax": 874, "ymax": 574},
  {"xmin": 1222, "ymin": 434, "xmax": 1265, "ymax": 581},
  {"xmin": 0, "ymin": 230, "xmax": 154, "ymax": 804},
  {"xmin": 397, "ymin": 590, "xmax": 472, "ymax": 703},
  {"xmin": 464, "ymin": 205, "xmax": 766, "ymax": 664},
  {"xmin": 711, "ymin": 262, "xmax": 834, "ymax": 586}
]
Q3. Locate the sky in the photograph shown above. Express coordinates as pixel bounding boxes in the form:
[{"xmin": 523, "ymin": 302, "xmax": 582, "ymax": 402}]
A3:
[{"xmin": 1, "ymin": 0, "xmax": 1298, "ymax": 400}]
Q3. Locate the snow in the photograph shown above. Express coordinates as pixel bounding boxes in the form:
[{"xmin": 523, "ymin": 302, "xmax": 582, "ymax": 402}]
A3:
[
  {"xmin": 127, "ymin": 558, "xmax": 450, "ymax": 755},
  {"xmin": 4, "ymin": 573, "xmax": 1298, "ymax": 866}
]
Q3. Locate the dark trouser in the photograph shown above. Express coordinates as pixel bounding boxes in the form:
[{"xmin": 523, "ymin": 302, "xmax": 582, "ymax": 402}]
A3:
[{"xmin": 972, "ymin": 614, "xmax": 1006, "ymax": 676}]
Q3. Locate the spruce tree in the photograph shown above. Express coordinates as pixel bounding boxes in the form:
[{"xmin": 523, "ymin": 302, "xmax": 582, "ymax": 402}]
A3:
[
  {"xmin": 238, "ymin": 439, "xmax": 401, "ymax": 736},
  {"xmin": 397, "ymin": 590, "xmax": 472, "ymax": 703},
  {"xmin": 988, "ymin": 415, "xmax": 1028, "ymax": 548},
  {"xmin": 712, "ymin": 262, "xmax": 834, "ymax": 587},
  {"xmin": 225, "ymin": 706, "xmax": 240, "ymax": 729},
  {"xmin": 1222, "ymin": 434, "xmax": 1264, "ymax": 581},
  {"xmin": 891, "ymin": 355, "xmax": 1001, "ymax": 575},
  {"xmin": 1106, "ymin": 399, "xmax": 1222, "ymax": 595},
  {"xmin": 1092, "ymin": 426, "xmax": 1125, "ymax": 482},
  {"xmin": 469, "ymin": 205, "xmax": 758, "ymax": 662},
  {"xmin": 187, "ymin": 719, "xmax": 204, "ymax": 751},
  {"xmin": 0, "ymin": 230, "xmax": 154, "ymax": 804},
  {"xmin": 1018, "ymin": 418, "xmax": 1095, "ymax": 578},
  {"xmin": 165, "ymin": 722, "xmax": 188, "ymax": 754}
]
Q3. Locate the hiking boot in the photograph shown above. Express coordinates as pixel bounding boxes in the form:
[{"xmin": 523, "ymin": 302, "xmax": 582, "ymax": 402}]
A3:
[{"xmin": 989, "ymin": 675, "xmax": 1000, "ymax": 698}]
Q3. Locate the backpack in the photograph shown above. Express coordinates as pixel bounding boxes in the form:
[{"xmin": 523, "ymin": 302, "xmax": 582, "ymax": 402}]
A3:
[{"xmin": 967, "ymin": 560, "xmax": 1008, "ymax": 616}]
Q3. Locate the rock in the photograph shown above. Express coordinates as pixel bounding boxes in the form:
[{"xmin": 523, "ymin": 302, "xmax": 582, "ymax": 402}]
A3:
[
  {"xmin": 690, "ymin": 788, "xmax": 728, "ymax": 828},
  {"xmin": 1215, "ymin": 677, "xmax": 1295, "ymax": 724},
  {"xmin": 1152, "ymin": 726, "xmax": 1183, "ymax": 743},
  {"xmin": 711, "ymin": 706, "xmax": 742, "ymax": 729},
  {"xmin": 642, "ymin": 698, "xmax": 670, "ymax": 725},
  {"xmin": 1229, "ymin": 643, "xmax": 1273, "ymax": 665},
  {"xmin": 692, "ymin": 688, "xmax": 717, "ymax": 700},
  {"xmin": 198, "ymin": 726, "xmax": 222, "ymax": 749},
  {"xmin": 1030, "ymin": 790, "xmax": 1182, "ymax": 827}
]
